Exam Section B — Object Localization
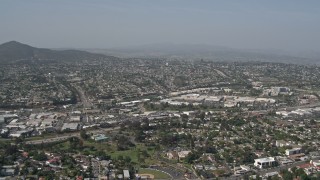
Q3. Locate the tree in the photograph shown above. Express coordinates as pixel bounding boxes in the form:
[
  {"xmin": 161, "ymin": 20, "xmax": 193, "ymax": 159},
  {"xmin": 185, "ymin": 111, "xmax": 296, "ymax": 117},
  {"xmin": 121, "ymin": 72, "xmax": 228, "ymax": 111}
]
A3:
[
  {"xmin": 95, "ymin": 150, "xmax": 110, "ymax": 160},
  {"xmin": 38, "ymin": 170, "xmax": 55, "ymax": 179},
  {"xmin": 141, "ymin": 150, "xmax": 149, "ymax": 158},
  {"xmin": 125, "ymin": 156, "xmax": 131, "ymax": 164},
  {"xmin": 116, "ymin": 135, "xmax": 135, "ymax": 150},
  {"xmin": 118, "ymin": 155, "xmax": 124, "ymax": 161},
  {"xmin": 34, "ymin": 151, "xmax": 47, "ymax": 161},
  {"xmin": 135, "ymin": 130, "xmax": 146, "ymax": 142},
  {"xmin": 205, "ymin": 146, "xmax": 217, "ymax": 154},
  {"xmin": 294, "ymin": 168, "xmax": 308, "ymax": 179},
  {"xmin": 5, "ymin": 145, "xmax": 18, "ymax": 155},
  {"xmin": 290, "ymin": 167, "xmax": 297, "ymax": 174},
  {"xmin": 242, "ymin": 152, "xmax": 257, "ymax": 164},
  {"xmin": 14, "ymin": 137, "xmax": 24, "ymax": 144},
  {"xmin": 187, "ymin": 134, "xmax": 195, "ymax": 149},
  {"xmin": 80, "ymin": 130, "xmax": 89, "ymax": 139},
  {"xmin": 198, "ymin": 111, "xmax": 206, "ymax": 121},
  {"xmin": 69, "ymin": 137, "xmax": 83, "ymax": 149},
  {"xmin": 184, "ymin": 151, "xmax": 201, "ymax": 164},
  {"xmin": 281, "ymin": 169, "xmax": 293, "ymax": 180}
]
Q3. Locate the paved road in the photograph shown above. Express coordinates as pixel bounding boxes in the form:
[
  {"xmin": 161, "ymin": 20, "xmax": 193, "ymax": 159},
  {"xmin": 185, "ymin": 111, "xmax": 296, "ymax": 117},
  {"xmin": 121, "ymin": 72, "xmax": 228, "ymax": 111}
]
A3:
[
  {"xmin": 25, "ymin": 127, "xmax": 120, "ymax": 145},
  {"xmin": 257, "ymin": 160, "xmax": 308, "ymax": 176},
  {"xmin": 144, "ymin": 167, "xmax": 175, "ymax": 179},
  {"xmin": 279, "ymin": 102, "xmax": 320, "ymax": 111},
  {"xmin": 214, "ymin": 69, "xmax": 230, "ymax": 79},
  {"xmin": 154, "ymin": 152, "xmax": 199, "ymax": 180},
  {"xmin": 71, "ymin": 83, "xmax": 93, "ymax": 109}
]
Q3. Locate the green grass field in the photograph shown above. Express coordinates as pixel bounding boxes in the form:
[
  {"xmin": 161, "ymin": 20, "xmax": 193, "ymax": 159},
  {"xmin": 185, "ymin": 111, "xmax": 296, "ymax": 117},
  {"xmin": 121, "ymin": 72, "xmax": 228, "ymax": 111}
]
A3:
[
  {"xmin": 25, "ymin": 135, "xmax": 161, "ymax": 166},
  {"xmin": 110, "ymin": 148, "xmax": 140, "ymax": 162}
]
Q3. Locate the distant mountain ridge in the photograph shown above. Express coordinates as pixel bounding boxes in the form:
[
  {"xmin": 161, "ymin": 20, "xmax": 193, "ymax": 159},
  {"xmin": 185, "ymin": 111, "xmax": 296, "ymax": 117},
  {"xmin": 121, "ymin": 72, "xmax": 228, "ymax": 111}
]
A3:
[
  {"xmin": 0, "ymin": 41, "xmax": 112, "ymax": 63},
  {"xmin": 86, "ymin": 43, "xmax": 320, "ymax": 65},
  {"xmin": 1, "ymin": 41, "xmax": 318, "ymax": 65}
]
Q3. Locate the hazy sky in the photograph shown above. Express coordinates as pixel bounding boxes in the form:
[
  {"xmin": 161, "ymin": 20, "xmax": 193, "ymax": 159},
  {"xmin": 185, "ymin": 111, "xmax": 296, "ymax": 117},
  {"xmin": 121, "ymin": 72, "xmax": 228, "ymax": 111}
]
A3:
[{"xmin": 1, "ymin": 0, "xmax": 320, "ymax": 51}]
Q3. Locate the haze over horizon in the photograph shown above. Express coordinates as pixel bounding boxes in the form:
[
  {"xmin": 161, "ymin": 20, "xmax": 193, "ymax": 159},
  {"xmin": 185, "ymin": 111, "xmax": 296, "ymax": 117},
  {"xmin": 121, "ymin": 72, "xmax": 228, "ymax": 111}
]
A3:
[{"xmin": 1, "ymin": 0, "xmax": 320, "ymax": 53}]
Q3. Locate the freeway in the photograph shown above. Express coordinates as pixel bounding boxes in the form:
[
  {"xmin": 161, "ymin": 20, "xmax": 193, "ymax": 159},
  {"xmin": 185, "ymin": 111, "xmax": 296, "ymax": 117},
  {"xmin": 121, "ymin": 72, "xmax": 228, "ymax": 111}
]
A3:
[
  {"xmin": 214, "ymin": 69, "xmax": 230, "ymax": 79},
  {"xmin": 70, "ymin": 83, "xmax": 93, "ymax": 109},
  {"xmin": 25, "ymin": 127, "xmax": 120, "ymax": 145},
  {"xmin": 280, "ymin": 102, "xmax": 320, "ymax": 111}
]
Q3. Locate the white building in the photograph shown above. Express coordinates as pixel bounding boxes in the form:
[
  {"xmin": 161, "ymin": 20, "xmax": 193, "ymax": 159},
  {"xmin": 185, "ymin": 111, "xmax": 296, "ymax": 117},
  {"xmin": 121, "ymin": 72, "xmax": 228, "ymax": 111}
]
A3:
[
  {"xmin": 61, "ymin": 123, "xmax": 80, "ymax": 131},
  {"xmin": 70, "ymin": 116, "xmax": 81, "ymax": 122},
  {"xmin": 123, "ymin": 170, "xmax": 130, "ymax": 179},
  {"xmin": 254, "ymin": 157, "xmax": 276, "ymax": 169},
  {"xmin": 0, "ymin": 116, "xmax": 5, "ymax": 123},
  {"xmin": 234, "ymin": 165, "xmax": 251, "ymax": 175},
  {"xmin": 275, "ymin": 140, "xmax": 290, "ymax": 147},
  {"xmin": 285, "ymin": 148, "xmax": 302, "ymax": 156},
  {"xmin": 177, "ymin": 151, "xmax": 191, "ymax": 160}
]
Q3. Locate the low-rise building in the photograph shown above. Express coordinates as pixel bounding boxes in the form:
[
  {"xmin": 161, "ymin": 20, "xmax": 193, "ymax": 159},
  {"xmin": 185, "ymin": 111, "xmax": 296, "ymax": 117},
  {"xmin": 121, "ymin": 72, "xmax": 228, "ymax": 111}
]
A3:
[
  {"xmin": 91, "ymin": 134, "xmax": 108, "ymax": 142},
  {"xmin": 275, "ymin": 140, "xmax": 290, "ymax": 147},
  {"xmin": 254, "ymin": 157, "xmax": 276, "ymax": 169},
  {"xmin": 0, "ymin": 166, "xmax": 16, "ymax": 177},
  {"xmin": 123, "ymin": 170, "xmax": 130, "ymax": 180},
  {"xmin": 167, "ymin": 151, "xmax": 178, "ymax": 160},
  {"xmin": 178, "ymin": 151, "xmax": 191, "ymax": 160},
  {"xmin": 285, "ymin": 147, "xmax": 302, "ymax": 156},
  {"xmin": 61, "ymin": 123, "xmax": 80, "ymax": 131}
]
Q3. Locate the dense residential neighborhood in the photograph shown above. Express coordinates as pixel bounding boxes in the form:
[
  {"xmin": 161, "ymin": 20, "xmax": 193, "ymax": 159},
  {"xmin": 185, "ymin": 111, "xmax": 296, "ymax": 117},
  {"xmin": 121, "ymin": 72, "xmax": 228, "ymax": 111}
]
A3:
[
  {"xmin": 1, "ymin": 46, "xmax": 320, "ymax": 180},
  {"xmin": 1, "ymin": 0, "xmax": 320, "ymax": 179}
]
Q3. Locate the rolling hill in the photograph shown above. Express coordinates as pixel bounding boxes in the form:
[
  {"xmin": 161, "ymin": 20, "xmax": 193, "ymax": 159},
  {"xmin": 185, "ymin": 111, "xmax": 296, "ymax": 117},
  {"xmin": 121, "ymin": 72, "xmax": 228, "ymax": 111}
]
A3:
[{"xmin": 0, "ymin": 41, "xmax": 112, "ymax": 63}]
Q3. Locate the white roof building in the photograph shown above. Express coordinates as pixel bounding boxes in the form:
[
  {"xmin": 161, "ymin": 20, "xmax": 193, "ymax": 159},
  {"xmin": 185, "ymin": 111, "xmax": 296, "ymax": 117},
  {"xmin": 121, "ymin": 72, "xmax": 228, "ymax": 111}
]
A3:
[
  {"xmin": 178, "ymin": 151, "xmax": 191, "ymax": 159},
  {"xmin": 0, "ymin": 116, "xmax": 5, "ymax": 123},
  {"xmin": 254, "ymin": 157, "xmax": 276, "ymax": 169},
  {"xmin": 61, "ymin": 123, "xmax": 79, "ymax": 131},
  {"xmin": 123, "ymin": 170, "xmax": 130, "ymax": 179},
  {"xmin": 70, "ymin": 116, "xmax": 81, "ymax": 122}
]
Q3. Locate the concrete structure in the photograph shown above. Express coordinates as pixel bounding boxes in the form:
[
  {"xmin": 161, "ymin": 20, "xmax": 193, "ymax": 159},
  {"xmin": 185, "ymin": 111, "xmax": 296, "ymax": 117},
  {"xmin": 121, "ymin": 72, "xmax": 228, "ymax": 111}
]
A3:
[
  {"xmin": 123, "ymin": 170, "xmax": 130, "ymax": 179},
  {"xmin": 254, "ymin": 157, "xmax": 276, "ymax": 169},
  {"xmin": 275, "ymin": 140, "xmax": 290, "ymax": 147},
  {"xmin": 0, "ymin": 116, "xmax": 4, "ymax": 124},
  {"xmin": 177, "ymin": 151, "xmax": 191, "ymax": 160},
  {"xmin": 9, "ymin": 129, "xmax": 33, "ymax": 138},
  {"xmin": 167, "ymin": 151, "xmax": 178, "ymax": 160},
  {"xmin": 91, "ymin": 134, "xmax": 108, "ymax": 142},
  {"xmin": 70, "ymin": 116, "xmax": 81, "ymax": 122},
  {"xmin": 276, "ymin": 156, "xmax": 293, "ymax": 165},
  {"xmin": 61, "ymin": 123, "xmax": 80, "ymax": 131},
  {"xmin": 285, "ymin": 147, "xmax": 302, "ymax": 156},
  {"xmin": 0, "ymin": 166, "xmax": 16, "ymax": 176}
]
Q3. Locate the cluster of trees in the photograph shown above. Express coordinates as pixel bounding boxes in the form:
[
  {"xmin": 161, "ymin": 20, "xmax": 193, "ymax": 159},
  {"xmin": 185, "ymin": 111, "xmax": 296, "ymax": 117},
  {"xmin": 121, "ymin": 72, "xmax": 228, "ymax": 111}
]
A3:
[
  {"xmin": 80, "ymin": 130, "xmax": 89, "ymax": 139},
  {"xmin": 0, "ymin": 143, "xmax": 20, "ymax": 165},
  {"xmin": 184, "ymin": 151, "xmax": 201, "ymax": 164},
  {"xmin": 114, "ymin": 135, "xmax": 135, "ymax": 151},
  {"xmin": 95, "ymin": 150, "xmax": 111, "ymax": 160},
  {"xmin": 279, "ymin": 167, "xmax": 320, "ymax": 180},
  {"xmin": 69, "ymin": 137, "xmax": 84, "ymax": 149},
  {"xmin": 157, "ymin": 132, "xmax": 197, "ymax": 148},
  {"xmin": 32, "ymin": 151, "xmax": 47, "ymax": 161}
]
